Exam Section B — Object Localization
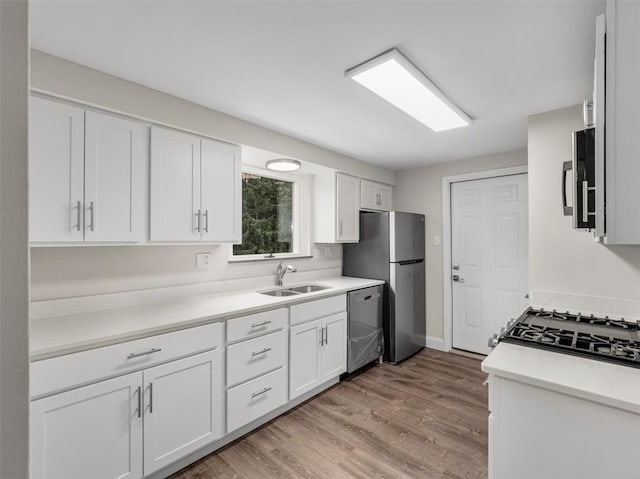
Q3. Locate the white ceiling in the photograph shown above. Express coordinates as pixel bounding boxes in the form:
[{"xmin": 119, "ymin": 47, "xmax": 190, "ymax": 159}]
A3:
[{"xmin": 30, "ymin": 0, "xmax": 605, "ymax": 170}]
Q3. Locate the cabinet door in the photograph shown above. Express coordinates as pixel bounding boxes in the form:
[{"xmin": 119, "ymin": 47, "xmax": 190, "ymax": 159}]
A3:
[
  {"xmin": 377, "ymin": 183, "xmax": 393, "ymax": 211},
  {"xmin": 150, "ymin": 127, "xmax": 201, "ymax": 242},
  {"xmin": 30, "ymin": 96, "xmax": 85, "ymax": 243},
  {"xmin": 322, "ymin": 313, "xmax": 347, "ymax": 380},
  {"xmin": 30, "ymin": 372, "xmax": 143, "ymax": 479},
  {"xmin": 84, "ymin": 111, "xmax": 148, "ymax": 243},
  {"xmin": 360, "ymin": 180, "xmax": 393, "ymax": 211},
  {"xmin": 200, "ymin": 138, "xmax": 242, "ymax": 243},
  {"xmin": 289, "ymin": 319, "xmax": 323, "ymax": 400},
  {"xmin": 336, "ymin": 173, "xmax": 360, "ymax": 242},
  {"xmin": 142, "ymin": 349, "xmax": 224, "ymax": 475}
]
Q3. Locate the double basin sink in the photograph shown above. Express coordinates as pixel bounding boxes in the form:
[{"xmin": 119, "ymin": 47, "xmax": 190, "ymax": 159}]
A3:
[{"xmin": 260, "ymin": 284, "xmax": 329, "ymax": 297}]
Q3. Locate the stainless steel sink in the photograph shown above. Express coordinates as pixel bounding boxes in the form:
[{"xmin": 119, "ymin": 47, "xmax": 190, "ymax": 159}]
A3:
[
  {"xmin": 259, "ymin": 284, "xmax": 329, "ymax": 297},
  {"xmin": 287, "ymin": 284, "xmax": 330, "ymax": 293},
  {"xmin": 260, "ymin": 289, "xmax": 300, "ymax": 297}
]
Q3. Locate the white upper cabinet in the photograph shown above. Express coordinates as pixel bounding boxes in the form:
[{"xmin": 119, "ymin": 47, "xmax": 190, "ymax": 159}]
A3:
[
  {"xmin": 604, "ymin": 0, "xmax": 640, "ymax": 244},
  {"xmin": 30, "ymin": 97, "xmax": 85, "ymax": 243},
  {"xmin": 150, "ymin": 127, "xmax": 241, "ymax": 243},
  {"xmin": 314, "ymin": 171, "xmax": 360, "ymax": 243},
  {"xmin": 336, "ymin": 173, "xmax": 360, "ymax": 242},
  {"xmin": 200, "ymin": 138, "xmax": 242, "ymax": 243},
  {"xmin": 84, "ymin": 111, "xmax": 148, "ymax": 243},
  {"xmin": 150, "ymin": 127, "xmax": 201, "ymax": 242},
  {"xmin": 360, "ymin": 179, "xmax": 393, "ymax": 212},
  {"xmin": 30, "ymin": 97, "xmax": 147, "ymax": 244}
]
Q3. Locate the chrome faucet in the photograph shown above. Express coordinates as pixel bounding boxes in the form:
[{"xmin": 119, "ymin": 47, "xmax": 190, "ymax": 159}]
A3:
[{"xmin": 276, "ymin": 262, "xmax": 297, "ymax": 286}]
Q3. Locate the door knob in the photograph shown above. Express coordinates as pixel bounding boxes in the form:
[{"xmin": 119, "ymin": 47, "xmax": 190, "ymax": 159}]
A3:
[{"xmin": 453, "ymin": 275, "xmax": 465, "ymax": 282}]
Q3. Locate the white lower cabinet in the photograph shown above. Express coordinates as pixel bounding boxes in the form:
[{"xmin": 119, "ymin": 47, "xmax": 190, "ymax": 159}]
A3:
[
  {"xmin": 226, "ymin": 367, "xmax": 288, "ymax": 433},
  {"xmin": 289, "ymin": 312, "xmax": 347, "ymax": 400},
  {"xmin": 30, "ymin": 349, "xmax": 223, "ymax": 479},
  {"xmin": 30, "ymin": 372, "xmax": 143, "ymax": 479},
  {"xmin": 488, "ymin": 375, "xmax": 640, "ymax": 479},
  {"xmin": 142, "ymin": 350, "xmax": 224, "ymax": 475}
]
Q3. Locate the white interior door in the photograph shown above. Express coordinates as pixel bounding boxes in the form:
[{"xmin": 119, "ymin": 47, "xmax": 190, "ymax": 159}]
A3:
[{"xmin": 451, "ymin": 174, "xmax": 528, "ymax": 355}]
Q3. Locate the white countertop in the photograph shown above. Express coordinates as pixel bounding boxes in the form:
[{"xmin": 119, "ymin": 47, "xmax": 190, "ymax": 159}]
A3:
[
  {"xmin": 31, "ymin": 276, "xmax": 384, "ymax": 361},
  {"xmin": 482, "ymin": 342, "xmax": 640, "ymax": 414}
]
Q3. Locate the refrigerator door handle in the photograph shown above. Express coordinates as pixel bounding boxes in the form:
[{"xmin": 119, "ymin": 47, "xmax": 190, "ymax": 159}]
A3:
[{"xmin": 397, "ymin": 259, "xmax": 424, "ymax": 265}]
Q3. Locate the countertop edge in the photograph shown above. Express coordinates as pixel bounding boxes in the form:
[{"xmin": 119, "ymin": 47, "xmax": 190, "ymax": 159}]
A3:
[
  {"xmin": 481, "ymin": 343, "xmax": 640, "ymax": 415},
  {"xmin": 30, "ymin": 278, "xmax": 384, "ymax": 361}
]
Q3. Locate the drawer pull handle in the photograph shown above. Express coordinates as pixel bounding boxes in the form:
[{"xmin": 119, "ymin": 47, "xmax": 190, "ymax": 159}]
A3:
[
  {"xmin": 251, "ymin": 320, "xmax": 272, "ymax": 329},
  {"xmin": 251, "ymin": 386, "xmax": 272, "ymax": 399},
  {"xmin": 127, "ymin": 348, "xmax": 162, "ymax": 360},
  {"xmin": 251, "ymin": 347, "xmax": 272, "ymax": 357}
]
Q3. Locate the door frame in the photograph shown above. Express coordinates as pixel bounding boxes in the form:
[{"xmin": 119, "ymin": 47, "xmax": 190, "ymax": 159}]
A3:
[{"xmin": 441, "ymin": 165, "xmax": 528, "ymax": 352}]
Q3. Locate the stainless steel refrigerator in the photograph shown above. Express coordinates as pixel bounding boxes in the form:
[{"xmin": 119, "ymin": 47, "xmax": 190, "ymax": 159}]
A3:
[{"xmin": 343, "ymin": 211, "xmax": 426, "ymax": 363}]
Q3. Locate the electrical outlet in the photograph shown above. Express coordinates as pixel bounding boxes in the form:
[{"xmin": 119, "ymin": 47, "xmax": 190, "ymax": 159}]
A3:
[
  {"xmin": 196, "ymin": 252, "xmax": 212, "ymax": 269},
  {"xmin": 433, "ymin": 235, "xmax": 441, "ymax": 246}
]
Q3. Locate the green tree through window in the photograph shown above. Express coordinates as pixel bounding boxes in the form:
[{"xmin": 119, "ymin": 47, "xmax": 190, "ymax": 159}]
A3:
[{"xmin": 233, "ymin": 173, "xmax": 294, "ymax": 256}]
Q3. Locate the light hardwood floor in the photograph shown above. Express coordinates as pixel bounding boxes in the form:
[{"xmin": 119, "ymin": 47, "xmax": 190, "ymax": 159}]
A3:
[{"xmin": 170, "ymin": 349, "xmax": 488, "ymax": 479}]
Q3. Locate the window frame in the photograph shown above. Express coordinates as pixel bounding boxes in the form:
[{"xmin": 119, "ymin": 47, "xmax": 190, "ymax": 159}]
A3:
[{"xmin": 229, "ymin": 165, "xmax": 311, "ymax": 262}]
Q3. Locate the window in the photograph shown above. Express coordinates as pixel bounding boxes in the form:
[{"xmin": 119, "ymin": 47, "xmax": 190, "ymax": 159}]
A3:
[{"xmin": 231, "ymin": 166, "xmax": 309, "ymax": 260}]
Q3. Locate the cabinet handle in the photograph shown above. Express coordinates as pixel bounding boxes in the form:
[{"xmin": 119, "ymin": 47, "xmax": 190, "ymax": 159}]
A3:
[
  {"xmin": 251, "ymin": 347, "xmax": 272, "ymax": 357},
  {"xmin": 204, "ymin": 210, "xmax": 209, "ymax": 233},
  {"xmin": 251, "ymin": 320, "xmax": 272, "ymax": 329},
  {"xmin": 73, "ymin": 200, "xmax": 82, "ymax": 231},
  {"xmin": 136, "ymin": 386, "xmax": 142, "ymax": 418},
  {"xmin": 87, "ymin": 201, "xmax": 95, "ymax": 231},
  {"xmin": 251, "ymin": 386, "xmax": 272, "ymax": 399},
  {"xmin": 195, "ymin": 210, "xmax": 201, "ymax": 232},
  {"xmin": 338, "ymin": 220, "xmax": 343, "ymax": 237},
  {"xmin": 325, "ymin": 325, "xmax": 329, "ymax": 345},
  {"xmin": 126, "ymin": 347, "xmax": 162, "ymax": 360},
  {"xmin": 148, "ymin": 382, "xmax": 153, "ymax": 413}
]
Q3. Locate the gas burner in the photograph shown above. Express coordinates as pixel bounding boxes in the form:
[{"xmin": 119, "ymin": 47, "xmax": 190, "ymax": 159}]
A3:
[{"xmin": 493, "ymin": 307, "xmax": 640, "ymax": 369}]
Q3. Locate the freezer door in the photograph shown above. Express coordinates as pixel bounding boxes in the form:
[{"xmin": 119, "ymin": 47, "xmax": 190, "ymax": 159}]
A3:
[
  {"xmin": 390, "ymin": 212, "xmax": 425, "ymax": 262},
  {"xmin": 388, "ymin": 260, "xmax": 426, "ymax": 363}
]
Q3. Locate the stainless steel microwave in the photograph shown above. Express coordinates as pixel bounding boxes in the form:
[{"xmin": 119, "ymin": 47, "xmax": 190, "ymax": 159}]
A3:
[{"xmin": 563, "ymin": 128, "xmax": 597, "ymax": 230}]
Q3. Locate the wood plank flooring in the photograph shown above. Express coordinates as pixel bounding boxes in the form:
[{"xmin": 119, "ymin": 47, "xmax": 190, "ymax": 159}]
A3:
[{"xmin": 170, "ymin": 349, "xmax": 488, "ymax": 479}]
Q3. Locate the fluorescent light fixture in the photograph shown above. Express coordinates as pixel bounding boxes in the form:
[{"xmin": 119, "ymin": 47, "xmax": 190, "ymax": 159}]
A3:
[
  {"xmin": 266, "ymin": 158, "xmax": 301, "ymax": 172},
  {"xmin": 346, "ymin": 49, "xmax": 471, "ymax": 132}
]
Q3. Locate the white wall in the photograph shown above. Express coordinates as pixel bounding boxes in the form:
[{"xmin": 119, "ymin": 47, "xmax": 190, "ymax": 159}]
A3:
[
  {"xmin": 29, "ymin": 51, "xmax": 394, "ymax": 301},
  {"xmin": 394, "ymin": 150, "xmax": 528, "ymax": 342},
  {"xmin": 528, "ymin": 106, "xmax": 640, "ymax": 318},
  {"xmin": 0, "ymin": 0, "xmax": 29, "ymax": 475}
]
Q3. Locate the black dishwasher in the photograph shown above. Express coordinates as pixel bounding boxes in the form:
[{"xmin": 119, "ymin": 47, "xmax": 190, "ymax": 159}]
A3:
[{"xmin": 347, "ymin": 285, "xmax": 384, "ymax": 374}]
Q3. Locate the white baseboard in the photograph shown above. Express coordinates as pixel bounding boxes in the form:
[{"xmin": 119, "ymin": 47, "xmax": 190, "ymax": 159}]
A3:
[{"xmin": 426, "ymin": 336, "xmax": 448, "ymax": 352}]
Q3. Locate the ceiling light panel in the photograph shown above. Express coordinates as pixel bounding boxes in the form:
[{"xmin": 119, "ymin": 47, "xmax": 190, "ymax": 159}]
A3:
[{"xmin": 346, "ymin": 49, "xmax": 471, "ymax": 132}]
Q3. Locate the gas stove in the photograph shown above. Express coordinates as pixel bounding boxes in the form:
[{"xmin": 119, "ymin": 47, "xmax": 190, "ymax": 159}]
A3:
[{"xmin": 489, "ymin": 307, "xmax": 640, "ymax": 368}]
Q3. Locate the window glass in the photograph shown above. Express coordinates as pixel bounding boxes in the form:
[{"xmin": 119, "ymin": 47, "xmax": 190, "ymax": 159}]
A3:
[{"xmin": 232, "ymin": 172, "xmax": 294, "ymax": 256}]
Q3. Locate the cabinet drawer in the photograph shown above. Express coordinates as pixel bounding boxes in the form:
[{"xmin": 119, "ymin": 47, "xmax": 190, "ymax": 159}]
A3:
[
  {"xmin": 226, "ymin": 308, "xmax": 287, "ymax": 343},
  {"xmin": 227, "ymin": 330, "xmax": 287, "ymax": 387},
  {"xmin": 31, "ymin": 322, "xmax": 223, "ymax": 398},
  {"xmin": 227, "ymin": 367, "xmax": 287, "ymax": 432},
  {"xmin": 290, "ymin": 294, "xmax": 346, "ymax": 326}
]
